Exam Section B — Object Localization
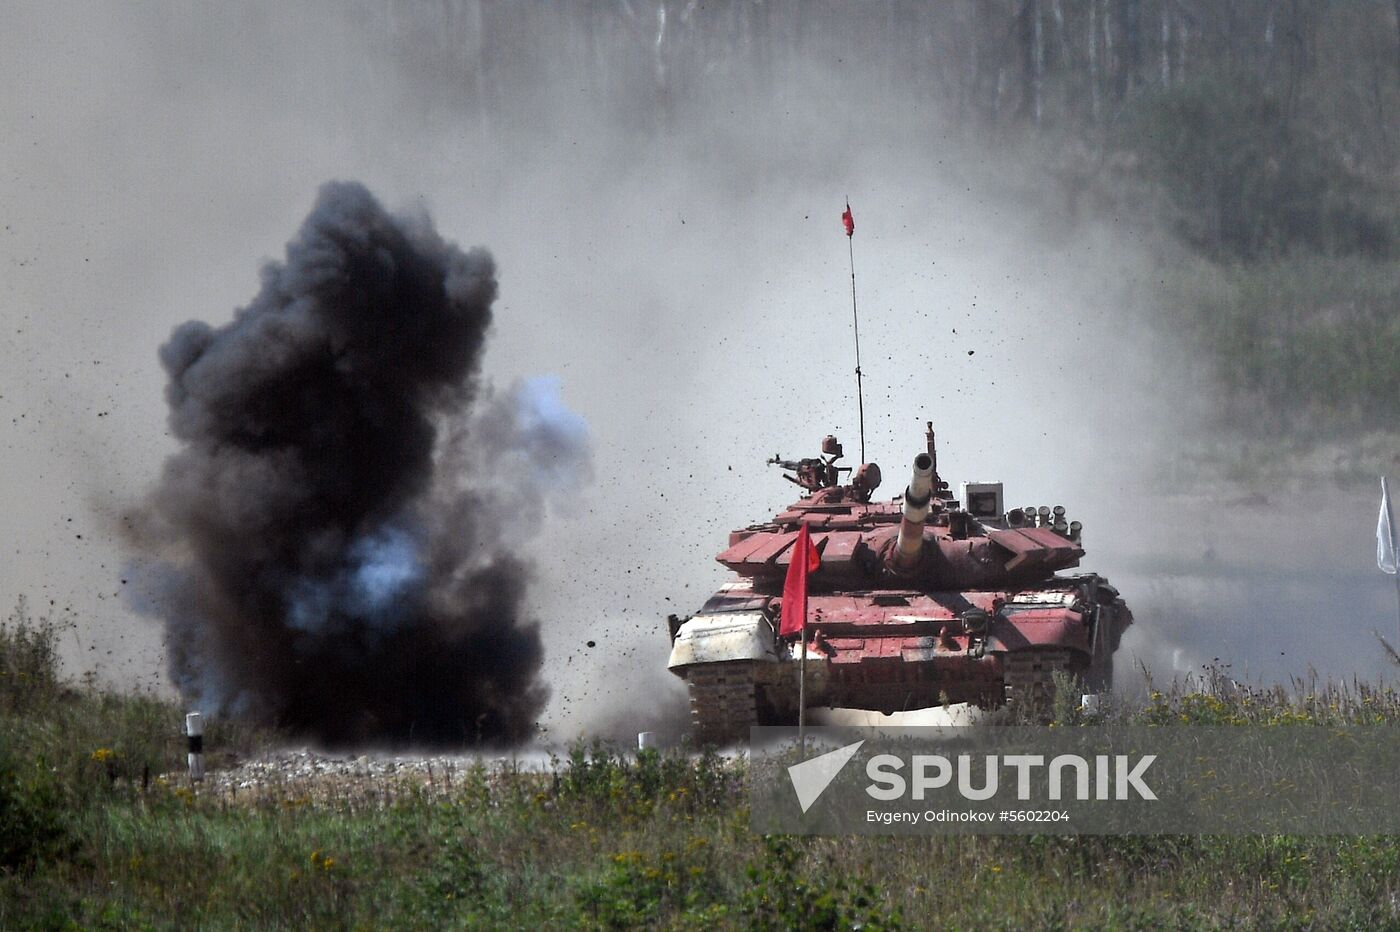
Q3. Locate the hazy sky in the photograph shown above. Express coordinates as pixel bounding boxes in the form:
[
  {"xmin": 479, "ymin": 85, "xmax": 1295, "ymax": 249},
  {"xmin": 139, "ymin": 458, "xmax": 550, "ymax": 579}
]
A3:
[{"xmin": 3, "ymin": 1, "xmax": 1393, "ymax": 740}]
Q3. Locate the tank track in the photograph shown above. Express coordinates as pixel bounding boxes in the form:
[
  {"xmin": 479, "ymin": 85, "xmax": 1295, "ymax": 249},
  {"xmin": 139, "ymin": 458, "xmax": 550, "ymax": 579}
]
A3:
[
  {"xmin": 686, "ymin": 661, "xmax": 760, "ymax": 746},
  {"xmin": 1003, "ymin": 648, "xmax": 1078, "ymax": 716}
]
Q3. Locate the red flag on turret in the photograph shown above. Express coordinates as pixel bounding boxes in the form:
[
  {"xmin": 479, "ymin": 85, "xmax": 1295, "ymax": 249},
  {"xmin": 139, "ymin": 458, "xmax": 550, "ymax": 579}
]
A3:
[
  {"xmin": 841, "ymin": 202, "xmax": 855, "ymax": 237},
  {"xmin": 779, "ymin": 523, "xmax": 821, "ymax": 638}
]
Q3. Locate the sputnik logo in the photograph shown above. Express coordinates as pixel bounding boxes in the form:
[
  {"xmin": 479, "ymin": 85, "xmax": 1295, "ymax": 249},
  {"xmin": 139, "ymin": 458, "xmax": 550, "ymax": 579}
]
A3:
[{"xmin": 787, "ymin": 740, "xmax": 865, "ymax": 813}]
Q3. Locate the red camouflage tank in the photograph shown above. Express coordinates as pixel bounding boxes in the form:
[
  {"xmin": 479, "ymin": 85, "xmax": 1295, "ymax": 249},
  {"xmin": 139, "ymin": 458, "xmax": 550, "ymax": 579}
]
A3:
[{"xmin": 664, "ymin": 423, "xmax": 1132, "ymax": 744}]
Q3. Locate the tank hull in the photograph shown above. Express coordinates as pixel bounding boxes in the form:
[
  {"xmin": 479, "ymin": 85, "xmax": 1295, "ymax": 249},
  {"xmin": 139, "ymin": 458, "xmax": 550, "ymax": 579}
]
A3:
[{"xmin": 668, "ymin": 575, "xmax": 1130, "ymax": 743}]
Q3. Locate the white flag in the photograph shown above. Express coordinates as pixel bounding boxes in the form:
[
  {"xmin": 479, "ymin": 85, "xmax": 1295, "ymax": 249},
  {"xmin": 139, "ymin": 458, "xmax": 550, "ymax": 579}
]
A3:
[{"xmin": 1380, "ymin": 477, "xmax": 1397, "ymax": 575}]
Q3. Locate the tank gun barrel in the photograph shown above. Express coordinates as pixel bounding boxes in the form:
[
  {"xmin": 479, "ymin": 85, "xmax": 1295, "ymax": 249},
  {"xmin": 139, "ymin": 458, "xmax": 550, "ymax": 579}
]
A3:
[{"xmin": 893, "ymin": 453, "xmax": 935, "ymax": 569}]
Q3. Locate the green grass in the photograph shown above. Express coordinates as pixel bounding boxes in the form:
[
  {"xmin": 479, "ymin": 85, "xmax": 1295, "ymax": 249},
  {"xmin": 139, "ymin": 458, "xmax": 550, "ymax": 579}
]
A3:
[
  {"xmin": 8, "ymin": 609, "xmax": 1400, "ymax": 928},
  {"xmin": 1084, "ymin": 74, "xmax": 1400, "ymax": 444},
  {"xmin": 1152, "ymin": 252, "xmax": 1400, "ymax": 446}
]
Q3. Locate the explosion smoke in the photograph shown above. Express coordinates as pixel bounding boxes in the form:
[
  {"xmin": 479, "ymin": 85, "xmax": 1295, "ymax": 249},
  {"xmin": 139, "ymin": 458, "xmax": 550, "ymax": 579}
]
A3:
[{"xmin": 131, "ymin": 181, "xmax": 588, "ymax": 747}]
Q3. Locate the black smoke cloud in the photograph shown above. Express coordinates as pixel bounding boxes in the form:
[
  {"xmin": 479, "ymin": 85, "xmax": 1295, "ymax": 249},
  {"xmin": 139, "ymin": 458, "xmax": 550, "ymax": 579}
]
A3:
[{"xmin": 131, "ymin": 181, "xmax": 588, "ymax": 747}]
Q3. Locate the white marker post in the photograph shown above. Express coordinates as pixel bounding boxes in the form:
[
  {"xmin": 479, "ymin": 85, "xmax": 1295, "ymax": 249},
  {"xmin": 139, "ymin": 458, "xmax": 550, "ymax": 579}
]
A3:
[
  {"xmin": 185, "ymin": 711, "xmax": 205, "ymax": 783},
  {"xmin": 1380, "ymin": 477, "xmax": 1400, "ymax": 642}
]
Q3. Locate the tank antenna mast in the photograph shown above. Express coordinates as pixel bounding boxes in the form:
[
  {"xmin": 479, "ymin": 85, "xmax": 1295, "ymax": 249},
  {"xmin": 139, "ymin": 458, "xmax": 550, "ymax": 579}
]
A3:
[{"xmin": 842, "ymin": 199, "xmax": 866, "ymax": 463}]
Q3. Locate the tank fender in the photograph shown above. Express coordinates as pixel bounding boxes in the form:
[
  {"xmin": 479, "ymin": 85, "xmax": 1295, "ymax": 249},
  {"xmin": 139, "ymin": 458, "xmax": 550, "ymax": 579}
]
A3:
[
  {"xmin": 987, "ymin": 610, "xmax": 1091, "ymax": 655},
  {"xmin": 667, "ymin": 612, "xmax": 779, "ymax": 671}
]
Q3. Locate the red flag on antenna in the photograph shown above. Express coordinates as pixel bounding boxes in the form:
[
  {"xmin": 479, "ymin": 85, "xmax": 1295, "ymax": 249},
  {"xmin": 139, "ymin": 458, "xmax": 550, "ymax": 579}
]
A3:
[
  {"xmin": 841, "ymin": 202, "xmax": 855, "ymax": 237},
  {"xmin": 779, "ymin": 523, "xmax": 821, "ymax": 638}
]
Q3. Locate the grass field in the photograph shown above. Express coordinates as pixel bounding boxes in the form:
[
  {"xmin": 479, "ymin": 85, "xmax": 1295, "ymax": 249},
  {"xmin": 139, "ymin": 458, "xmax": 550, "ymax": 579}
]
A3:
[
  {"xmin": 1155, "ymin": 255, "xmax": 1400, "ymax": 439},
  {"xmin": 7, "ymin": 609, "xmax": 1400, "ymax": 929}
]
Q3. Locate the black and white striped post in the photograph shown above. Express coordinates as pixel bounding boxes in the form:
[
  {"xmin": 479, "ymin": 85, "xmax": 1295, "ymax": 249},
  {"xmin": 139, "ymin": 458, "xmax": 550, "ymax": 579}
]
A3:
[{"xmin": 185, "ymin": 711, "xmax": 205, "ymax": 782}]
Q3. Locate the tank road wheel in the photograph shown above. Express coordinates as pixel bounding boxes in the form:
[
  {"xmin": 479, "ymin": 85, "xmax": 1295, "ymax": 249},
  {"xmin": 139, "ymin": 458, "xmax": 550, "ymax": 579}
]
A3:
[
  {"xmin": 1003, "ymin": 649, "xmax": 1078, "ymax": 720},
  {"xmin": 686, "ymin": 661, "xmax": 761, "ymax": 746}
]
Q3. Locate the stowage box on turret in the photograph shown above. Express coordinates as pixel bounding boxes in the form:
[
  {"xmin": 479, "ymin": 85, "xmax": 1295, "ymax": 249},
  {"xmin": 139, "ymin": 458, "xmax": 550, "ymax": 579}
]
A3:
[{"xmin": 664, "ymin": 423, "xmax": 1133, "ymax": 744}]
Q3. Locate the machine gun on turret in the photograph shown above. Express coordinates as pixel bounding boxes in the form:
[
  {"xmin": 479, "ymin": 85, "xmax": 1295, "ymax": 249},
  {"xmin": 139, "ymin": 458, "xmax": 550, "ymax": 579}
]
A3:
[{"xmin": 767, "ymin": 435, "xmax": 849, "ymax": 492}]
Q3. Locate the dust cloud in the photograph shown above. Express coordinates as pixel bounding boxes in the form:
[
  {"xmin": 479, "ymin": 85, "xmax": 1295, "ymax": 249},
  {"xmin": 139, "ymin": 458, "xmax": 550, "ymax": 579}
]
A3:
[{"xmin": 0, "ymin": 2, "xmax": 1387, "ymax": 744}]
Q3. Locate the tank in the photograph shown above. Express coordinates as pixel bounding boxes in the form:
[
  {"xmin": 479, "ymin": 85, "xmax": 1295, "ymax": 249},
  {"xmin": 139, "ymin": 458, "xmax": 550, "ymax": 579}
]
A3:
[{"xmin": 664, "ymin": 422, "xmax": 1133, "ymax": 744}]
